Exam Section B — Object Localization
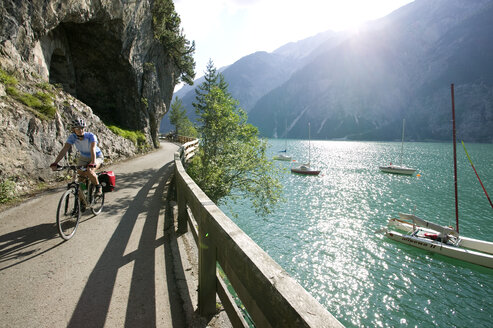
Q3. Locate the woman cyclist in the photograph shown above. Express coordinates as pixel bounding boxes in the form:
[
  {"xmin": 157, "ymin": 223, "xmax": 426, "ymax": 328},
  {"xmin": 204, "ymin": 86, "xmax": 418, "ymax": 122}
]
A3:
[{"xmin": 50, "ymin": 118, "xmax": 104, "ymax": 195}]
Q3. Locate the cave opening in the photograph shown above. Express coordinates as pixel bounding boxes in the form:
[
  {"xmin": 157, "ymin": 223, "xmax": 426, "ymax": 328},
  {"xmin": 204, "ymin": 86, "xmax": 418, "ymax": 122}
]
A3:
[
  {"xmin": 47, "ymin": 21, "xmax": 139, "ymax": 130},
  {"xmin": 49, "ymin": 48, "xmax": 76, "ymax": 96}
]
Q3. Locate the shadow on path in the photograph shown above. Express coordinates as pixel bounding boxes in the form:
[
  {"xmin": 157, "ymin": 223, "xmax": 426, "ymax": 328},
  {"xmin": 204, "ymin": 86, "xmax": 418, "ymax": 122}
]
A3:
[
  {"xmin": 0, "ymin": 223, "xmax": 62, "ymax": 271},
  {"xmin": 0, "ymin": 200, "xmax": 107, "ymax": 272},
  {"xmin": 68, "ymin": 162, "xmax": 185, "ymax": 327}
]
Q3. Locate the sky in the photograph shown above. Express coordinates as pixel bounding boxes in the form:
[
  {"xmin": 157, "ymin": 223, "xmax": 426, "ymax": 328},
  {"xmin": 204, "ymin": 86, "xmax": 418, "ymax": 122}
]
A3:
[{"xmin": 174, "ymin": 0, "xmax": 414, "ymax": 83}]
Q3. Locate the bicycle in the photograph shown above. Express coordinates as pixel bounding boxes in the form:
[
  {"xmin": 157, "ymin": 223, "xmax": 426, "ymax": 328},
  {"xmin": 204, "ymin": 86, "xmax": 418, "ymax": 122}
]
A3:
[{"xmin": 54, "ymin": 165, "xmax": 105, "ymax": 240}]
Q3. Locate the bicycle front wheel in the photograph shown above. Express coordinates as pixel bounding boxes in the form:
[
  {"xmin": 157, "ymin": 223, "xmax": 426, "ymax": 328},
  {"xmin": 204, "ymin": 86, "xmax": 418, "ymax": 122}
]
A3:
[
  {"xmin": 56, "ymin": 188, "xmax": 81, "ymax": 240},
  {"xmin": 90, "ymin": 185, "xmax": 105, "ymax": 215}
]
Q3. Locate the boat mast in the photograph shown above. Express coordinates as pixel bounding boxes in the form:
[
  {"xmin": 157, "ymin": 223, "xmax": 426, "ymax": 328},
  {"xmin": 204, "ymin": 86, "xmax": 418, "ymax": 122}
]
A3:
[
  {"xmin": 284, "ymin": 119, "xmax": 288, "ymax": 151},
  {"xmin": 400, "ymin": 119, "xmax": 405, "ymax": 167},
  {"xmin": 451, "ymin": 84, "xmax": 459, "ymax": 233},
  {"xmin": 308, "ymin": 122, "xmax": 311, "ymax": 167},
  {"xmin": 462, "ymin": 141, "xmax": 493, "ymax": 209}
]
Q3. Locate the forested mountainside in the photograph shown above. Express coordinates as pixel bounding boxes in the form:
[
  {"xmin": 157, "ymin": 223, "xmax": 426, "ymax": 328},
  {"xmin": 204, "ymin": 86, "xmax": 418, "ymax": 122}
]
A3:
[{"xmin": 168, "ymin": 0, "xmax": 493, "ymax": 142}]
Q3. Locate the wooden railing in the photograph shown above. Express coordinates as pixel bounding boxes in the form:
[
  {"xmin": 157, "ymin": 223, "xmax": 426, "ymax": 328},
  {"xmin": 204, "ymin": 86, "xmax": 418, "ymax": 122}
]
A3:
[
  {"xmin": 160, "ymin": 132, "xmax": 197, "ymax": 145},
  {"xmin": 173, "ymin": 140, "xmax": 343, "ymax": 327}
]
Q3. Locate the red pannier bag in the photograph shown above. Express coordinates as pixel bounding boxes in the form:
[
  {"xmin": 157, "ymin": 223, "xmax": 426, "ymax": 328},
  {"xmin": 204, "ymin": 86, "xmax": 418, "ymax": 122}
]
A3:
[{"xmin": 99, "ymin": 171, "xmax": 116, "ymax": 192}]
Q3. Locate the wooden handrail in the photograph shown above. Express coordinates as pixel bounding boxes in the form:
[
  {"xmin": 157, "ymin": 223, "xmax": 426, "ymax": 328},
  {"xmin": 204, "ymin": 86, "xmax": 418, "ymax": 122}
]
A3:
[
  {"xmin": 161, "ymin": 133, "xmax": 197, "ymax": 145},
  {"xmin": 173, "ymin": 142, "xmax": 342, "ymax": 327}
]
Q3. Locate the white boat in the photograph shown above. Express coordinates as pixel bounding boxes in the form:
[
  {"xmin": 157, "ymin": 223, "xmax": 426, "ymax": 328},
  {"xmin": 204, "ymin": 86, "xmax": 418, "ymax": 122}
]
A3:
[
  {"xmin": 274, "ymin": 120, "xmax": 292, "ymax": 161},
  {"xmin": 291, "ymin": 122, "xmax": 320, "ymax": 176},
  {"xmin": 384, "ymin": 85, "xmax": 493, "ymax": 268},
  {"xmin": 291, "ymin": 164, "xmax": 320, "ymax": 175},
  {"xmin": 379, "ymin": 165, "xmax": 416, "ymax": 175},
  {"xmin": 379, "ymin": 119, "xmax": 416, "ymax": 175},
  {"xmin": 385, "ymin": 214, "xmax": 493, "ymax": 268},
  {"xmin": 273, "ymin": 154, "xmax": 292, "ymax": 161}
]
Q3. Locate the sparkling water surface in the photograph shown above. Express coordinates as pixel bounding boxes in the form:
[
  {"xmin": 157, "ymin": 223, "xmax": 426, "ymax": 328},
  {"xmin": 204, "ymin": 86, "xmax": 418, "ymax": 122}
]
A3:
[{"xmin": 221, "ymin": 139, "xmax": 493, "ymax": 327}]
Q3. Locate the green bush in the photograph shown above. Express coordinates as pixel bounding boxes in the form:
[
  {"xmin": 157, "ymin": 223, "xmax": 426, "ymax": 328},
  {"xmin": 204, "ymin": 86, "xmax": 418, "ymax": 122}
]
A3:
[{"xmin": 0, "ymin": 179, "xmax": 16, "ymax": 204}]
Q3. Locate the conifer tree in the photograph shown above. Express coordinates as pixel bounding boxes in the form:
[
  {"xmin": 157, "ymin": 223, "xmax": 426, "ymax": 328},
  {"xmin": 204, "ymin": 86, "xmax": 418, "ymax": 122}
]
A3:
[
  {"xmin": 151, "ymin": 0, "xmax": 195, "ymax": 85},
  {"xmin": 188, "ymin": 62, "xmax": 281, "ymax": 215},
  {"xmin": 169, "ymin": 96, "xmax": 197, "ymax": 137}
]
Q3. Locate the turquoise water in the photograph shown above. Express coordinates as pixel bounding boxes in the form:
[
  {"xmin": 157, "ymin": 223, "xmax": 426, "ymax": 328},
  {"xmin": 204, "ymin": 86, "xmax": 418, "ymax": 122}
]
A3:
[{"xmin": 221, "ymin": 139, "xmax": 493, "ymax": 327}]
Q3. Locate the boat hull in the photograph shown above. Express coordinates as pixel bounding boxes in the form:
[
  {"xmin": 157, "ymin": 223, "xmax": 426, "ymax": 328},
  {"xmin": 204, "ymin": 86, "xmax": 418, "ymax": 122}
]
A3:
[
  {"xmin": 385, "ymin": 230, "xmax": 493, "ymax": 268},
  {"xmin": 290, "ymin": 167, "xmax": 320, "ymax": 175},
  {"xmin": 379, "ymin": 165, "xmax": 416, "ymax": 175},
  {"xmin": 273, "ymin": 155, "xmax": 292, "ymax": 161},
  {"xmin": 388, "ymin": 217, "xmax": 493, "ymax": 255}
]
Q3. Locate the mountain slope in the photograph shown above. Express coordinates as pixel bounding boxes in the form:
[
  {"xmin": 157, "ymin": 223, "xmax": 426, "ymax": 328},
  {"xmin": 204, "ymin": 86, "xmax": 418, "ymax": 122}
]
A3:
[
  {"xmin": 248, "ymin": 0, "xmax": 493, "ymax": 142},
  {"xmin": 161, "ymin": 30, "xmax": 345, "ymax": 133}
]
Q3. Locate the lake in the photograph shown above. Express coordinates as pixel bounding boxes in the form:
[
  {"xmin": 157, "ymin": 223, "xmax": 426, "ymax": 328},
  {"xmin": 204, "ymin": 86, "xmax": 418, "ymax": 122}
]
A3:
[{"xmin": 221, "ymin": 139, "xmax": 493, "ymax": 327}]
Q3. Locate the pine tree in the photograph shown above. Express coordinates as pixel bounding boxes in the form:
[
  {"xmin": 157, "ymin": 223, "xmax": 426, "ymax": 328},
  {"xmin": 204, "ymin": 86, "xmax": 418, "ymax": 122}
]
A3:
[
  {"xmin": 151, "ymin": 0, "xmax": 195, "ymax": 85},
  {"xmin": 193, "ymin": 59, "xmax": 229, "ymax": 112},
  {"xmin": 169, "ymin": 96, "xmax": 197, "ymax": 137},
  {"xmin": 188, "ymin": 62, "xmax": 281, "ymax": 215}
]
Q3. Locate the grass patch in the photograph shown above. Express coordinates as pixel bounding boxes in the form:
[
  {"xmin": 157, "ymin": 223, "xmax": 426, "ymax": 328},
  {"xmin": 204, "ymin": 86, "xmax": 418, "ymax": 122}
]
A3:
[
  {"xmin": 0, "ymin": 179, "xmax": 17, "ymax": 204},
  {"xmin": 33, "ymin": 91, "xmax": 57, "ymax": 117},
  {"xmin": 6, "ymin": 86, "xmax": 56, "ymax": 119},
  {"xmin": 0, "ymin": 68, "xmax": 18, "ymax": 87},
  {"xmin": 108, "ymin": 125, "xmax": 149, "ymax": 150},
  {"xmin": 37, "ymin": 81, "xmax": 54, "ymax": 91},
  {"xmin": 2, "ymin": 67, "xmax": 56, "ymax": 119}
]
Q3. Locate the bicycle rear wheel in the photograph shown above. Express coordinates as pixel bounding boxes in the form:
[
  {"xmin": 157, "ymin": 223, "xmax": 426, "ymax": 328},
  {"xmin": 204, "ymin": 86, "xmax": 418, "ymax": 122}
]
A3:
[
  {"xmin": 56, "ymin": 188, "xmax": 81, "ymax": 240},
  {"xmin": 89, "ymin": 185, "xmax": 105, "ymax": 215}
]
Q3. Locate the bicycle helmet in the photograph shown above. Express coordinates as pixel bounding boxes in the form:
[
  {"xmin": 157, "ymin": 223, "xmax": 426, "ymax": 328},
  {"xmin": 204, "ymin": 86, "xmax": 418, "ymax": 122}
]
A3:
[{"xmin": 71, "ymin": 117, "xmax": 86, "ymax": 128}]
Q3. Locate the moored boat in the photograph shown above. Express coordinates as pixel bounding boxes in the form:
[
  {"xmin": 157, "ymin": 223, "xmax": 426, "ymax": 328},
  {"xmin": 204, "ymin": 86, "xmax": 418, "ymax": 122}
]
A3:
[
  {"xmin": 384, "ymin": 84, "xmax": 493, "ymax": 269},
  {"xmin": 290, "ymin": 164, "xmax": 320, "ymax": 175},
  {"xmin": 380, "ymin": 119, "xmax": 416, "ymax": 175},
  {"xmin": 291, "ymin": 122, "xmax": 320, "ymax": 175},
  {"xmin": 273, "ymin": 154, "xmax": 292, "ymax": 161},
  {"xmin": 385, "ymin": 214, "xmax": 493, "ymax": 268},
  {"xmin": 274, "ymin": 120, "xmax": 292, "ymax": 161},
  {"xmin": 379, "ymin": 165, "xmax": 416, "ymax": 175}
]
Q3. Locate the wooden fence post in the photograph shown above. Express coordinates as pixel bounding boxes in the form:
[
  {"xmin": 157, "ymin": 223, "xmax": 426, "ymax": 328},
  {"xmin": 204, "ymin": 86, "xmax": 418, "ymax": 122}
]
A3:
[
  {"xmin": 198, "ymin": 214, "xmax": 217, "ymax": 316},
  {"xmin": 176, "ymin": 171, "xmax": 188, "ymax": 234}
]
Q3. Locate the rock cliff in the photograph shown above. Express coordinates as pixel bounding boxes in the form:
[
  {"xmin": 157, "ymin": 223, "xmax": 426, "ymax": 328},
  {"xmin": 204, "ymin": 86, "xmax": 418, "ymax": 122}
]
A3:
[{"xmin": 0, "ymin": 0, "xmax": 179, "ymax": 197}]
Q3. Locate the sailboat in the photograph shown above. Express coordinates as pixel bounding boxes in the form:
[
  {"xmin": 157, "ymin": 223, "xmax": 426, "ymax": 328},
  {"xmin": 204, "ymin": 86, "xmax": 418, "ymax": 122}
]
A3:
[
  {"xmin": 385, "ymin": 214, "xmax": 493, "ymax": 268},
  {"xmin": 379, "ymin": 119, "xmax": 416, "ymax": 175},
  {"xmin": 274, "ymin": 120, "xmax": 292, "ymax": 161},
  {"xmin": 384, "ymin": 84, "xmax": 493, "ymax": 268},
  {"xmin": 291, "ymin": 122, "xmax": 320, "ymax": 175}
]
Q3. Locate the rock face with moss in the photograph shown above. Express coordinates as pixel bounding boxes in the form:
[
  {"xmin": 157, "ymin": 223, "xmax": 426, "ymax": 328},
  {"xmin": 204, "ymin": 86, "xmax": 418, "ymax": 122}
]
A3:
[
  {"xmin": 1, "ymin": 0, "xmax": 177, "ymax": 144},
  {"xmin": 0, "ymin": 0, "xmax": 179, "ymax": 197},
  {"xmin": 0, "ymin": 70, "xmax": 137, "ymax": 196}
]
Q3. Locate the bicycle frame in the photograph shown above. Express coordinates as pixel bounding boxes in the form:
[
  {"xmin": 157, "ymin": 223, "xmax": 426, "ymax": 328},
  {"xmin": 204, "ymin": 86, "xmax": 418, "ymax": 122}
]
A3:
[
  {"xmin": 58, "ymin": 165, "xmax": 103, "ymax": 210},
  {"xmin": 63, "ymin": 166, "xmax": 93, "ymax": 206},
  {"xmin": 55, "ymin": 164, "xmax": 105, "ymax": 240}
]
